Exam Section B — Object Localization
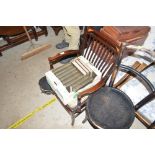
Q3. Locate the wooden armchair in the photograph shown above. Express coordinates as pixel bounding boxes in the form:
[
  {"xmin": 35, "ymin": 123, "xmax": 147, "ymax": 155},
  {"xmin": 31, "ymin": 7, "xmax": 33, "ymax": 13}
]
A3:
[{"xmin": 46, "ymin": 27, "xmax": 123, "ymax": 125}]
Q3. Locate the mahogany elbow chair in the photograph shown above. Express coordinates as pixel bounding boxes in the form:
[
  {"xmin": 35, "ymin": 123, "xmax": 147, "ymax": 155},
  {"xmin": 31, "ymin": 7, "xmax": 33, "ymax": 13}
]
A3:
[{"xmin": 47, "ymin": 27, "xmax": 123, "ymax": 125}]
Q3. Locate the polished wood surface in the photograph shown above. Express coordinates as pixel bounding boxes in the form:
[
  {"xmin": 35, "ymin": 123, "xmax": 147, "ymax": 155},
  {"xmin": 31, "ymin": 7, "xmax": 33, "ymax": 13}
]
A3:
[
  {"xmin": 0, "ymin": 26, "xmax": 32, "ymax": 36},
  {"xmin": 101, "ymin": 26, "xmax": 150, "ymax": 42},
  {"xmin": 100, "ymin": 26, "xmax": 150, "ymax": 56}
]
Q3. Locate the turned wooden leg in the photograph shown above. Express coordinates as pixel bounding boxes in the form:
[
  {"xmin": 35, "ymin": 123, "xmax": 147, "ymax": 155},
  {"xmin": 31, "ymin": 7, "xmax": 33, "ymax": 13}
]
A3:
[
  {"xmin": 0, "ymin": 52, "xmax": 2, "ymax": 56},
  {"xmin": 31, "ymin": 26, "xmax": 38, "ymax": 41}
]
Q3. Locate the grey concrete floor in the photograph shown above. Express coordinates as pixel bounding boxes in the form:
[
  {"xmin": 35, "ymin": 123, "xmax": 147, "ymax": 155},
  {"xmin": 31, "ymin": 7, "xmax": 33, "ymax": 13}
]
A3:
[{"xmin": 0, "ymin": 27, "xmax": 146, "ymax": 129}]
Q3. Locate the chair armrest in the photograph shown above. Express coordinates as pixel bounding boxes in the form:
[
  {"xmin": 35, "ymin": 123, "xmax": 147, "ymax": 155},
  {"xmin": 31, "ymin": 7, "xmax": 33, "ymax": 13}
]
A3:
[
  {"xmin": 48, "ymin": 50, "xmax": 80, "ymax": 63},
  {"xmin": 75, "ymin": 79, "xmax": 106, "ymax": 112},
  {"xmin": 78, "ymin": 79, "xmax": 106, "ymax": 99}
]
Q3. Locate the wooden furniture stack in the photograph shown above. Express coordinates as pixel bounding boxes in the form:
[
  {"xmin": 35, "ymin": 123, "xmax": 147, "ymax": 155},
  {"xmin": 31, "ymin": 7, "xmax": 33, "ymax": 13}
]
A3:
[
  {"xmin": 0, "ymin": 26, "xmax": 48, "ymax": 56},
  {"xmin": 100, "ymin": 26, "xmax": 151, "ymax": 56}
]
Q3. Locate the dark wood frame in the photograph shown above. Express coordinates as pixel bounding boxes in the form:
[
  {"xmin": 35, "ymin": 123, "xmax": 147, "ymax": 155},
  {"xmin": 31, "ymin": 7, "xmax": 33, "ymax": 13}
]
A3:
[{"xmin": 48, "ymin": 27, "xmax": 123, "ymax": 125}]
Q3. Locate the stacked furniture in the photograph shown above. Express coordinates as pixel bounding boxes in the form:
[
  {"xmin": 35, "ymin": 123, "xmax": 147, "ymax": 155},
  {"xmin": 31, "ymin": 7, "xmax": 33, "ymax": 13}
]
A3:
[
  {"xmin": 100, "ymin": 26, "xmax": 150, "ymax": 56},
  {"xmin": 0, "ymin": 26, "xmax": 48, "ymax": 56}
]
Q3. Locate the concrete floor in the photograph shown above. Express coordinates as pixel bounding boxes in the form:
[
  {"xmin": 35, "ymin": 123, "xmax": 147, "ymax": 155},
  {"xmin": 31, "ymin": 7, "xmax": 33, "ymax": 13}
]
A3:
[{"xmin": 0, "ymin": 27, "xmax": 146, "ymax": 129}]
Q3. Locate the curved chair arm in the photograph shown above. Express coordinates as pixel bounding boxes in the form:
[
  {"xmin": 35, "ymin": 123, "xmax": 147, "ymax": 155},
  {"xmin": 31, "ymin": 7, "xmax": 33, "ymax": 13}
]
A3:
[
  {"xmin": 48, "ymin": 50, "xmax": 80, "ymax": 69},
  {"xmin": 119, "ymin": 64, "xmax": 155, "ymax": 93},
  {"xmin": 75, "ymin": 79, "xmax": 106, "ymax": 112}
]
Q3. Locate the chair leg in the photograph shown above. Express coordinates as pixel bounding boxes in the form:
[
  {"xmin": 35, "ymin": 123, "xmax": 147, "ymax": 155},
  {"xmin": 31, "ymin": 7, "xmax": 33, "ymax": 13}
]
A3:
[
  {"xmin": 82, "ymin": 117, "xmax": 87, "ymax": 124},
  {"xmin": 43, "ymin": 27, "xmax": 48, "ymax": 36},
  {"xmin": 31, "ymin": 27, "xmax": 38, "ymax": 41},
  {"xmin": 71, "ymin": 113, "xmax": 75, "ymax": 126},
  {"xmin": 82, "ymin": 112, "xmax": 88, "ymax": 124}
]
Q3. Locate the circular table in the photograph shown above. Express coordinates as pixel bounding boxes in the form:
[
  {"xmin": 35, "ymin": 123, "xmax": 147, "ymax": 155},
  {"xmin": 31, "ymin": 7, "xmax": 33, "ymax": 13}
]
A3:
[{"xmin": 86, "ymin": 87, "xmax": 135, "ymax": 129}]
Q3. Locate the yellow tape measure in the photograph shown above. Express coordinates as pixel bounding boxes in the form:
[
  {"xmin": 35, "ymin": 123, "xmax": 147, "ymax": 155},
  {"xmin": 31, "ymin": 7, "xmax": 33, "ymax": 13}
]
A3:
[{"xmin": 8, "ymin": 97, "xmax": 57, "ymax": 129}]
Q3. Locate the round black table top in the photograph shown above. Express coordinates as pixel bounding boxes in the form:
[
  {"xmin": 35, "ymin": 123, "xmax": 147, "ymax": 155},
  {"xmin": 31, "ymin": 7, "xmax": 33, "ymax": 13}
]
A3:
[{"xmin": 86, "ymin": 87, "xmax": 135, "ymax": 129}]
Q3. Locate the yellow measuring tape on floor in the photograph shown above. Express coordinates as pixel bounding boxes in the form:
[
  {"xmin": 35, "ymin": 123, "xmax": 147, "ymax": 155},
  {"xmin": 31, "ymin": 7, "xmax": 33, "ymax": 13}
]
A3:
[{"xmin": 8, "ymin": 97, "xmax": 57, "ymax": 129}]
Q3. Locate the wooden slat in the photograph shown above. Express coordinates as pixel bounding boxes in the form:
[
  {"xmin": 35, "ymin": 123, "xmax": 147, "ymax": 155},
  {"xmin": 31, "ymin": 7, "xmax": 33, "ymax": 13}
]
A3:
[
  {"xmin": 86, "ymin": 37, "xmax": 95, "ymax": 60},
  {"xmin": 98, "ymin": 49, "xmax": 111, "ymax": 71},
  {"xmin": 83, "ymin": 34, "xmax": 92, "ymax": 57},
  {"xmin": 101, "ymin": 56, "xmax": 114, "ymax": 77},
  {"xmin": 93, "ymin": 44, "xmax": 104, "ymax": 66},
  {"xmin": 94, "ymin": 45, "xmax": 106, "ymax": 68},
  {"xmin": 89, "ymin": 40, "xmax": 99, "ymax": 63}
]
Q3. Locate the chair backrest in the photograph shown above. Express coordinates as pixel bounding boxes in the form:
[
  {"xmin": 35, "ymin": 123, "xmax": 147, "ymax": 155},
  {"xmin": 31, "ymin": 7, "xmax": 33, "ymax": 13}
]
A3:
[{"xmin": 80, "ymin": 28, "xmax": 123, "ymax": 81}]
